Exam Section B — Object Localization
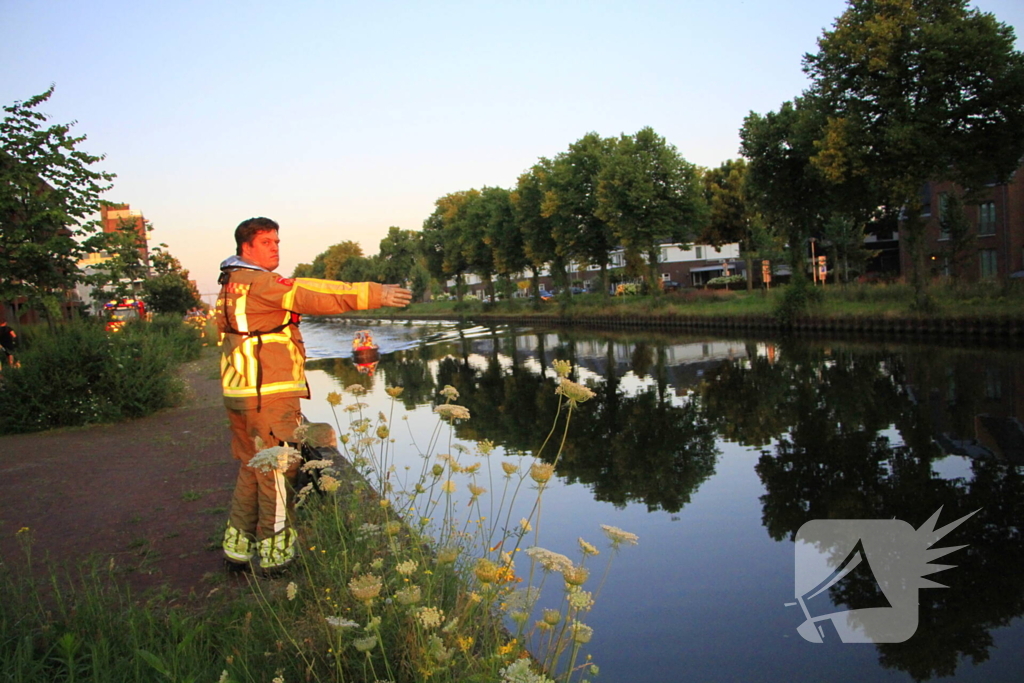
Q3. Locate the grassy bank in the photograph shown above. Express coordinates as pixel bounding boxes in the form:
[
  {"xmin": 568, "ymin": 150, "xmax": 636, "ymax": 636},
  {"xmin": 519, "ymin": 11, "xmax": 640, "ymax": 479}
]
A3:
[
  {"xmin": 364, "ymin": 280, "xmax": 1024, "ymax": 325},
  {"xmin": 1, "ymin": 363, "xmax": 629, "ymax": 682},
  {"xmin": 0, "ymin": 316, "xmax": 209, "ymax": 435}
]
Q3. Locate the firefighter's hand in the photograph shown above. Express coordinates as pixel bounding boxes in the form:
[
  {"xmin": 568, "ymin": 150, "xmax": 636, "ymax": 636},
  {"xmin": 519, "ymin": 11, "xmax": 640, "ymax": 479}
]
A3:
[{"xmin": 381, "ymin": 285, "xmax": 413, "ymax": 308}]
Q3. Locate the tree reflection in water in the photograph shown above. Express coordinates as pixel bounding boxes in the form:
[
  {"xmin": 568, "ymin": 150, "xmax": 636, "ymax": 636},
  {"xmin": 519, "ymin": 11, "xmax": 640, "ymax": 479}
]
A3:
[
  {"xmin": 705, "ymin": 340, "xmax": 1024, "ymax": 681},
  {"xmin": 311, "ymin": 324, "xmax": 1023, "ymax": 681}
]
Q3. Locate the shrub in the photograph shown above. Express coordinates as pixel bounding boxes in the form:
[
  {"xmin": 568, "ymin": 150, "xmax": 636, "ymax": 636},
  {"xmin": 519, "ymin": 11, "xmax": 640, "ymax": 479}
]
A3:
[{"xmin": 0, "ymin": 318, "xmax": 199, "ymax": 434}]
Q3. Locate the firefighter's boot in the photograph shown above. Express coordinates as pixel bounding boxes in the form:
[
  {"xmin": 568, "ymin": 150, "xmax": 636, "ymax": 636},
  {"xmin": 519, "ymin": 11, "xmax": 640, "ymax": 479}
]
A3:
[
  {"xmin": 258, "ymin": 528, "xmax": 296, "ymax": 576},
  {"xmin": 222, "ymin": 522, "xmax": 255, "ymax": 570}
]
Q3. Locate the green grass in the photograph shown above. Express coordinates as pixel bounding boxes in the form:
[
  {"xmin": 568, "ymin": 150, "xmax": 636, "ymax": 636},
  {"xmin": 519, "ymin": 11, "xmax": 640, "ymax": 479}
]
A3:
[
  {"xmin": 358, "ymin": 280, "xmax": 1024, "ymax": 323},
  {"xmin": 2, "ymin": 372, "xmax": 625, "ymax": 682}
]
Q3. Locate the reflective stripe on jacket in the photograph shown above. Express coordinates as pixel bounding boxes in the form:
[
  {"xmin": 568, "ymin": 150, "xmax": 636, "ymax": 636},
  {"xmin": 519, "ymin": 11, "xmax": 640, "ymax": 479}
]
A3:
[{"xmin": 216, "ymin": 266, "xmax": 382, "ymax": 410}]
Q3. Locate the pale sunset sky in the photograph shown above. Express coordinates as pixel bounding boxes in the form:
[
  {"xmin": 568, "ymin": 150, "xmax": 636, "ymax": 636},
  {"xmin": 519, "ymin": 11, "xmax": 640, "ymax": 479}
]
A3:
[{"xmin": 3, "ymin": 0, "xmax": 1022, "ymax": 298}]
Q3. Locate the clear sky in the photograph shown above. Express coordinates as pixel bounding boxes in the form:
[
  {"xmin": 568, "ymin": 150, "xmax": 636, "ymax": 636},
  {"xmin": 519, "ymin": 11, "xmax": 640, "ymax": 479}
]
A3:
[{"xmin": 3, "ymin": 0, "xmax": 1022, "ymax": 298}]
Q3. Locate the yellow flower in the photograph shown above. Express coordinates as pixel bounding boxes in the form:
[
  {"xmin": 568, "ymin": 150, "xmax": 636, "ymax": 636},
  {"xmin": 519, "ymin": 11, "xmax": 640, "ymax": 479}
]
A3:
[
  {"xmin": 441, "ymin": 479, "xmax": 456, "ymax": 494},
  {"xmin": 395, "ymin": 584, "xmax": 422, "ymax": 605},
  {"xmin": 385, "ymin": 386, "xmax": 404, "ymax": 398},
  {"xmin": 556, "ymin": 377, "xmax": 596, "ymax": 404},
  {"xmin": 376, "ymin": 425, "xmax": 389, "ymax": 439},
  {"xmin": 468, "ymin": 484, "xmax": 487, "ymax": 497},
  {"xmin": 319, "ymin": 475, "xmax": 340, "ymax": 493},
  {"xmin": 571, "ymin": 620, "xmax": 593, "ymax": 644},
  {"xmin": 529, "ymin": 462, "xmax": 554, "ymax": 484},
  {"xmin": 464, "ymin": 462, "xmax": 481, "ymax": 474},
  {"xmin": 384, "ymin": 521, "xmax": 402, "ymax": 536},
  {"xmin": 286, "ymin": 582, "xmax": 297, "ymax": 601},
  {"xmin": 501, "ymin": 461, "xmax": 518, "ymax": 476},
  {"xmin": 353, "ymin": 635, "xmax": 377, "ymax": 652},
  {"xmin": 543, "ymin": 608, "xmax": 561, "ymax": 625},
  {"xmin": 434, "ymin": 404, "xmax": 470, "ymax": 421},
  {"xmin": 416, "ymin": 605, "xmax": 444, "ymax": 629},
  {"xmin": 346, "ymin": 384, "xmax": 368, "ymax": 396},
  {"xmin": 474, "ymin": 558, "xmax": 499, "ymax": 584},
  {"xmin": 552, "ymin": 359, "xmax": 572, "ymax": 378},
  {"xmin": 457, "ymin": 635, "xmax": 474, "ymax": 653},
  {"xmin": 348, "ymin": 573, "xmax": 383, "ymax": 602},
  {"xmin": 396, "ymin": 559, "xmax": 418, "ymax": 576},
  {"xmin": 477, "ymin": 439, "xmax": 495, "ymax": 456},
  {"xmin": 578, "ymin": 537, "xmax": 600, "ymax": 556},
  {"xmin": 562, "ymin": 565, "xmax": 589, "ymax": 586},
  {"xmin": 436, "ymin": 547, "xmax": 459, "ymax": 564},
  {"xmin": 440, "ymin": 385, "xmax": 459, "ymax": 400},
  {"xmin": 519, "ymin": 518, "xmax": 532, "ymax": 533},
  {"xmin": 326, "ymin": 391, "xmax": 342, "ymax": 406},
  {"xmin": 600, "ymin": 524, "xmax": 639, "ymax": 546},
  {"xmin": 497, "ymin": 638, "xmax": 517, "ymax": 657}
]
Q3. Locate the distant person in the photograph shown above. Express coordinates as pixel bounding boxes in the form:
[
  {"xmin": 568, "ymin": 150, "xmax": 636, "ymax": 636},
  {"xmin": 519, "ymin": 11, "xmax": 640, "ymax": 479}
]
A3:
[
  {"xmin": 0, "ymin": 319, "xmax": 18, "ymax": 368},
  {"xmin": 216, "ymin": 217, "xmax": 411, "ymax": 575}
]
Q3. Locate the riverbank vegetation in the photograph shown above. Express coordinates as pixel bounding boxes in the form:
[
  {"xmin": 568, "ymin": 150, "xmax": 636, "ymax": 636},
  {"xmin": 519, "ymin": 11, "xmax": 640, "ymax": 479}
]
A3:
[
  {"xmin": 0, "ymin": 316, "xmax": 207, "ymax": 435},
  {"xmin": 356, "ymin": 279, "xmax": 1024, "ymax": 325},
  {"xmin": 1, "ymin": 363, "xmax": 632, "ymax": 682}
]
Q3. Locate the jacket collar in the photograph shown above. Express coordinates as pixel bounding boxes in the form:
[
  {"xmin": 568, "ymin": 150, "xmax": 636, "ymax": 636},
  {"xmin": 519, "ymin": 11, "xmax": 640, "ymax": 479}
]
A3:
[{"xmin": 219, "ymin": 255, "xmax": 270, "ymax": 272}]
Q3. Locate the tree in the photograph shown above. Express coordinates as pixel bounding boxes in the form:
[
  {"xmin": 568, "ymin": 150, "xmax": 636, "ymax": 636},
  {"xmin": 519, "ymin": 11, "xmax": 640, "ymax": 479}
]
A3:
[
  {"xmin": 308, "ymin": 240, "xmax": 364, "ymax": 280},
  {"xmin": 803, "ymin": 0, "xmax": 1024, "ymax": 306},
  {"xmin": 479, "ymin": 186, "xmax": 525, "ymax": 301},
  {"xmin": 421, "ymin": 191, "xmax": 477, "ymax": 302},
  {"xmin": 701, "ymin": 159, "xmax": 764, "ymax": 290},
  {"xmin": 512, "ymin": 160, "xmax": 567, "ymax": 301},
  {"xmin": 544, "ymin": 133, "xmax": 616, "ymax": 296},
  {"xmin": 140, "ymin": 243, "xmax": 201, "ymax": 314},
  {"xmin": 378, "ymin": 226, "xmax": 431, "ymax": 301},
  {"xmin": 0, "ymin": 87, "xmax": 115, "ymax": 321},
  {"xmin": 597, "ymin": 127, "xmax": 707, "ymax": 292},
  {"xmin": 741, "ymin": 98, "xmax": 832, "ymax": 283},
  {"xmin": 85, "ymin": 214, "xmax": 150, "ymax": 302}
]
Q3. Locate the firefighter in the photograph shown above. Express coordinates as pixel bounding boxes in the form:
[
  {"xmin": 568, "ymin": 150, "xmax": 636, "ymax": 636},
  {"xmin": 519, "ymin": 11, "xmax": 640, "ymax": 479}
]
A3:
[
  {"xmin": 0, "ymin": 319, "xmax": 17, "ymax": 368},
  {"xmin": 216, "ymin": 217, "xmax": 411, "ymax": 574}
]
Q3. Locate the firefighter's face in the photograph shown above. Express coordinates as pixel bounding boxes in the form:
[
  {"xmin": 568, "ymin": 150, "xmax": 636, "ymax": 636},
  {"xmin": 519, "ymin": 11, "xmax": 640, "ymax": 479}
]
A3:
[{"xmin": 241, "ymin": 230, "xmax": 280, "ymax": 271}]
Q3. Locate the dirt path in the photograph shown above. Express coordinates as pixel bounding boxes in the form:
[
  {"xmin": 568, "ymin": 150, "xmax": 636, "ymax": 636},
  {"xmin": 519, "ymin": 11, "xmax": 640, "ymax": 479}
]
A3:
[{"xmin": 0, "ymin": 349, "xmax": 238, "ymax": 595}]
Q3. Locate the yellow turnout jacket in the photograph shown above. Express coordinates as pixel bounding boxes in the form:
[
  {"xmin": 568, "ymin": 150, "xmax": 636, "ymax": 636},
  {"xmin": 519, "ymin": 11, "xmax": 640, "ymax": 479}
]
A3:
[{"xmin": 216, "ymin": 256, "xmax": 382, "ymax": 410}]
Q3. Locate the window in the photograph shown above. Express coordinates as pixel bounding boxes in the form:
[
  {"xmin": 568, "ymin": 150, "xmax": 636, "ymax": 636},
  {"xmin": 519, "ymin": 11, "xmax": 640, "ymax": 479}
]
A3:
[
  {"xmin": 978, "ymin": 201, "xmax": 996, "ymax": 236},
  {"xmin": 920, "ymin": 182, "xmax": 932, "ymax": 217},
  {"xmin": 938, "ymin": 192, "xmax": 950, "ymax": 240},
  {"xmin": 695, "ymin": 246, "xmax": 703, "ymax": 259},
  {"xmin": 660, "ymin": 248, "xmax": 668, "ymax": 262},
  {"xmin": 980, "ymin": 249, "xmax": 997, "ymax": 279}
]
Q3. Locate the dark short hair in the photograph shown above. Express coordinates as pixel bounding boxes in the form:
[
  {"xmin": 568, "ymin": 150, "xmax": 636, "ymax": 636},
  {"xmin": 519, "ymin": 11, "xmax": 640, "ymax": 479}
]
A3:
[{"xmin": 235, "ymin": 217, "xmax": 280, "ymax": 255}]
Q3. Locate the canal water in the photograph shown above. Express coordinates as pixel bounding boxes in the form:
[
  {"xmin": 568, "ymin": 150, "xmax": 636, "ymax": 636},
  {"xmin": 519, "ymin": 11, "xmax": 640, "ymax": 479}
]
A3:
[{"xmin": 298, "ymin": 318, "xmax": 1024, "ymax": 683}]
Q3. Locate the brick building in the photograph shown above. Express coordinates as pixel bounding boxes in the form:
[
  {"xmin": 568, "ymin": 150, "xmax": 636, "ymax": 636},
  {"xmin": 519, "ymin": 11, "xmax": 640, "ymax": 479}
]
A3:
[{"xmin": 904, "ymin": 165, "xmax": 1024, "ymax": 281}]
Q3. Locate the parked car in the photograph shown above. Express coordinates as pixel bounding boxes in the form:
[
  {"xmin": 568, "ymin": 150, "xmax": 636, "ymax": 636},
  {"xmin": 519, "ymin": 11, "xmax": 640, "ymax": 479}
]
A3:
[
  {"xmin": 662, "ymin": 281, "xmax": 682, "ymax": 292},
  {"xmin": 539, "ymin": 289, "xmax": 554, "ymax": 301}
]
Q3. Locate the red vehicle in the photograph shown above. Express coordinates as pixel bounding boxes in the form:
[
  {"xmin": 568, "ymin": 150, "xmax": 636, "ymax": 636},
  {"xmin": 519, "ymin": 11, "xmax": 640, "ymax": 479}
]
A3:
[{"xmin": 104, "ymin": 298, "xmax": 147, "ymax": 332}]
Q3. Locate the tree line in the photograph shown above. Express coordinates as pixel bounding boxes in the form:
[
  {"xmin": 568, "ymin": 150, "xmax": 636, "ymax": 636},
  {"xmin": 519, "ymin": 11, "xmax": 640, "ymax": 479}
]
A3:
[
  {"xmin": 299, "ymin": 0, "xmax": 1024, "ymax": 309},
  {"xmin": 1, "ymin": 87, "xmax": 201, "ymax": 322}
]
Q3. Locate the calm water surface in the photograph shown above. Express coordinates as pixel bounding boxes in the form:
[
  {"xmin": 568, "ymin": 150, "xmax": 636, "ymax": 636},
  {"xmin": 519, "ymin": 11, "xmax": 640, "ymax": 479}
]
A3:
[{"xmin": 298, "ymin": 318, "xmax": 1024, "ymax": 683}]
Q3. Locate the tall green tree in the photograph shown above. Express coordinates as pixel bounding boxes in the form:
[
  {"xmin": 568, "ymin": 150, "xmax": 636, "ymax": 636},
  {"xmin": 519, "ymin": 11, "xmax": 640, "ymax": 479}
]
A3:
[
  {"xmin": 544, "ymin": 133, "xmax": 616, "ymax": 296},
  {"xmin": 701, "ymin": 159, "xmax": 764, "ymax": 290},
  {"xmin": 596, "ymin": 127, "xmax": 707, "ymax": 292},
  {"xmin": 512, "ymin": 160, "xmax": 567, "ymax": 300},
  {"xmin": 421, "ymin": 191, "xmax": 476, "ymax": 301},
  {"xmin": 741, "ymin": 98, "xmax": 834, "ymax": 292},
  {"xmin": 86, "ymin": 215, "xmax": 150, "ymax": 302},
  {"xmin": 803, "ymin": 0, "xmax": 1024, "ymax": 305},
  {"xmin": 378, "ymin": 226, "xmax": 431, "ymax": 300},
  {"xmin": 479, "ymin": 186, "xmax": 524, "ymax": 301},
  {"xmin": 0, "ymin": 87, "xmax": 115, "ymax": 321},
  {"xmin": 141, "ymin": 243, "xmax": 201, "ymax": 315},
  {"xmin": 457, "ymin": 189, "xmax": 496, "ymax": 299},
  {"xmin": 310, "ymin": 240, "xmax": 364, "ymax": 280}
]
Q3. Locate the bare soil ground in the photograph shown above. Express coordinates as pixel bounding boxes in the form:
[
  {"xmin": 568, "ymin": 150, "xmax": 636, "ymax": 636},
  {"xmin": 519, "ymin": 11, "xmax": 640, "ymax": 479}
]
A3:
[{"xmin": 0, "ymin": 350, "xmax": 238, "ymax": 595}]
